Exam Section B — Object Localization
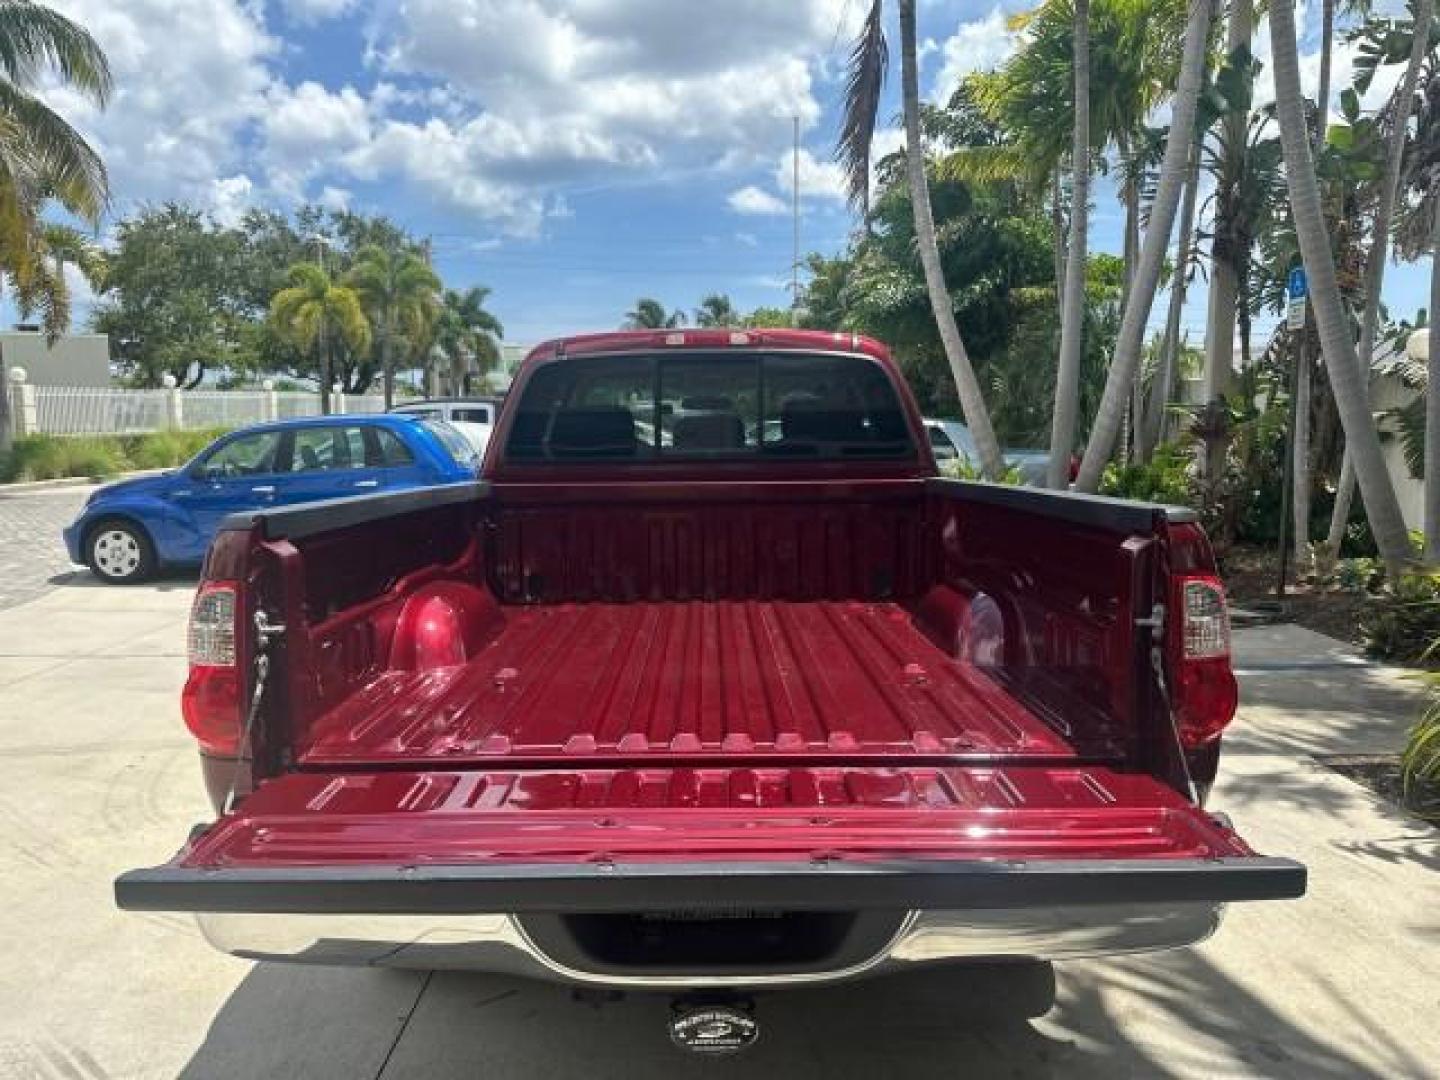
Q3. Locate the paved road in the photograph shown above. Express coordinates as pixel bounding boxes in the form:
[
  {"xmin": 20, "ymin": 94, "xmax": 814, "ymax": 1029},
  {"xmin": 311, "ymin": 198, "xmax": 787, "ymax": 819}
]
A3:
[
  {"xmin": 0, "ymin": 484, "xmax": 93, "ymax": 610},
  {"xmin": 0, "ymin": 583, "xmax": 1436, "ymax": 1078}
]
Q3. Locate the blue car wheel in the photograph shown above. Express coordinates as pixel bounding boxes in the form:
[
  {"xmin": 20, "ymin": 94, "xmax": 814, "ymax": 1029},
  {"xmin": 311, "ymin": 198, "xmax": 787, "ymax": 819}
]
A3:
[{"xmin": 85, "ymin": 517, "xmax": 157, "ymax": 584}]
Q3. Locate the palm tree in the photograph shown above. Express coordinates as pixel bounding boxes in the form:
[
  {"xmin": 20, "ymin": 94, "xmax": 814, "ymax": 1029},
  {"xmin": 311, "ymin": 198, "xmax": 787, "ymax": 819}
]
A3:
[
  {"xmin": 1201, "ymin": 0, "xmax": 1255, "ymax": 420},
  {"xmin": 9, "ymin": 220, "xmax": 105, "ymax": 345},
  {"xmin": 1139, "ymin": 131, "xmax": 1204, "ymax": 462},
  {"xmin": 345, "ymin": 244, "xmax": 441, "ymax": 409},
  {"xmin": 1393, "ymin": 51, "xmax": 1440, "ymax": 559},
  {"xmin": 435, "ymin": 286, "xmax": 503, "ymax": 394},
  {"xmin": 624, "ymin": 298, "xmax": 684, "ymax": 329},
  {"xmin": 1047, "ymin": 0, "xmax": 1090, "ymax": 488},
  {"xmin": 1074, "ymin": 0, "xmax": 1215, "ymax": 492},
  {"xmin": 0, "ymin": 1, "xmax": 109, "ymax": 222},
  {"xmin": 694, "ymin": 293, "xmax": 739, "ymax": 328},
  {"xmin": 0, "ymin": 0, "xmax": 110, "ymax": 451},
  {"xmin": 1324, "ymin": 0, "xmax": 1434, "ymax": 559},
  {"xmin": 269, "ymin": 263, "xmax": 371, "ymax": 414},
  {"xmin": 1270, "ymin": 0, "xmax": 1414, "ymax": 576},
  {"xmin": 1294, "ymin": 0, "xmax": 1373, "ymax": 562},
  {"xmin": 838, "ymin": 0, "xmax": 1005, "ymax": 478}
]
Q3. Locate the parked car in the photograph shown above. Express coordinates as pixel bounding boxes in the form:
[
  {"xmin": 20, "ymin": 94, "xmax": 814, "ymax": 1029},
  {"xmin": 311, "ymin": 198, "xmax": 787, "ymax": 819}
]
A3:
[
  {"xmin": 64, "ymin": 415, "xmax": 481, "ymax": 584},
  {"xmin": 118, "ymin": 330, "xmax": 1303, "ymax": 1046},
  {"xmin": 924, "ymin": 418, "xmax": 1051, "ymax": 484},
  {"xmin": 390, "ymin": 397, "xmax": 500, "ymax": 457},
  {"xmin": 390, "ymin": 396, "xmax": 503, "ymax": 426}
]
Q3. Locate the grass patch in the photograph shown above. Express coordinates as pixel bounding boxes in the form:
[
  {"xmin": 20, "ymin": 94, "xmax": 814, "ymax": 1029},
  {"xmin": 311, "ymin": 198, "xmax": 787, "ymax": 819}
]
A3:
[{"xmin": 0, "ymin": 428, "xmax": 230, "ymax": 483}]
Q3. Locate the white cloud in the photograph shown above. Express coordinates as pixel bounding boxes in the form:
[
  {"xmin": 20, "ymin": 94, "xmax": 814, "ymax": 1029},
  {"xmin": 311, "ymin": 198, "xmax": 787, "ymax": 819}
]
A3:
[
  {"xmin": 39, "ymin": 0, "xmax": 870, "ymax": 234},
  {"xmin": 735, "ymin": 231, "xmax": 759, "ymax": 247},
  {"xmin": 729, "ymin": 185, "xmax": 789, "ymax": 215},
  {"xmin": 317, "ymin": 185, "xmax": 353, "ymax": 211},
  {"xmin": 776, "ymin": 148, "xmax": 847, "ymax": 201},
  {"xmin": 1252, "ymin": 6, "xmax": 1395, "ymax": 119},
  {"xmin": 279, "ymin": 0, "xmax": 358, "ymax": 23},
  {"xmin": 932, "ymin": 7, "xmax": 1019, "ymax": 102},
  {"xmin": 209, "ymin": 174, "xmax": 256, "ymax": 227},
  {"xmin": 44, "ymin": 0, "xmax": 275, "ymax": 215},
  {"xmin": 262, "ymin": 81, "xmax": 373, "ymax": 198}
]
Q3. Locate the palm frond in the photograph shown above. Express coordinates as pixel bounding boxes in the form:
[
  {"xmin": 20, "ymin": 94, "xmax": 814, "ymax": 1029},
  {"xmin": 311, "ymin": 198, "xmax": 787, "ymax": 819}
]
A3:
[
  {"xmin": 836, "ymin": 0, "xmax": 888, "ymax": 214},
  {"xmin": 0, "ymin": 80, "xmax": 108, "ymax": 220},
  {"xmin": 934, "ymin": 144, "xmax": 1044, "ymax": 189},
  {"xmin": 0, "ymin": 0, "xmax": 111, "ymax": 102}
]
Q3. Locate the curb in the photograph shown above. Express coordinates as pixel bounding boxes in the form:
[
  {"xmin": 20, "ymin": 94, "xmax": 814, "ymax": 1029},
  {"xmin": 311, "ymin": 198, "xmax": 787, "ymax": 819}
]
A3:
[{"xmin": 0, "ymin": 468, "xmax": 168, "ymax": 495}]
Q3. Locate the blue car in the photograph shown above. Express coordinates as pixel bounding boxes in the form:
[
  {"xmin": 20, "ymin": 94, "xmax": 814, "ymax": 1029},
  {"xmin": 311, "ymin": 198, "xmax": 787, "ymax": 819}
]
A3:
[{"xmin": 63, "ymin": 414, "xmax": 481, "ymax": 583}]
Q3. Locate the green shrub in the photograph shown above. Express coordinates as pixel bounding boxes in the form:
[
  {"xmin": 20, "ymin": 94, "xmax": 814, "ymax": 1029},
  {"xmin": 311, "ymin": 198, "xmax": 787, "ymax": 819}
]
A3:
[
  {"xmin": 0, "ymin": 435, "xmax": 127, "ymax": 482},
  {"xmin": 1100, "ymin": 442, "xmax": 1195, "ymax": 506},
  {"xmin": 120, "ymin": 427, "xmax": 226, "ymax": 469},
  {"xmin": 1363, "ymin": 573, "xmax": 1440, "ymax": 664},
  {"xmin": 1, "ymin": 428, "xmax": 231, "ymax": 483},
  {"xmin": 1335, "ymin": 558, "xmax": 1382, "ymax": 594},
  {"xmin": 940, "ymin": 456, "xmax": 1026, "ymax": 485},
  {"xmin": 1402, "ymin": 697, "xmax": 1440, "ymax": 820}
]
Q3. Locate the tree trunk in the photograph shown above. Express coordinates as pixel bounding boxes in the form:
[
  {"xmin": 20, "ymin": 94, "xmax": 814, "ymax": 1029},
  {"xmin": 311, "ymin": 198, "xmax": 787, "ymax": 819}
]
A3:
[
  {"xmin": 1295, "ymin": 0, "xmax": 1334, "ymax": 567},
  {"xmin": 1317, "ymin": 0, "xmax": 1335, "ymax": 141},
  {"xmin": 1141, "ymin": 134, "xmax": 1204, "ymax": 460},
  {"xmin": 1075, "ymin": 0, "xmax": 1214, "ymax": 492},
  {"xmin": 1052, "ymin": 163, "xmax": 1068, "ymax": 327},
  {"xmin": 1426, "ymin": 205, "xmax": 1440, "ymax": 563},
  {"xmin": 1120, "ymin": 139, "xmax": 1138, "ymax": 312},
  {"xmin": 1201, "ymin": 0, "xmax": 1253, "ymax": 421},
  {"xmin": 1270, "ymin": 0, "xmax": 1414, "ymax": 577},
  {"xmin": 0, "ymin": 340, "xmax": 11, "ymax": 453},
  {"xmin": 1047, "ymin": 0, "xmax": 1090, "ymax": 489},
  {"xmin": 320, "ymin": 330, "xmax": 333, "ymax": 415},
  {"xmin": 899, "ymin": 0, "xmax": 1005, "ymax": 479},
  {"xmin": 1293, "ymin": 332, "xmax": 1313, "ymax": 570},
  {"xmin": 1323, "ymin": 0, "xmax": 1433, "ymax": 560},
  {"xmin": 381, "ymin": 313, "xmax": 396, "ymax": 411}
]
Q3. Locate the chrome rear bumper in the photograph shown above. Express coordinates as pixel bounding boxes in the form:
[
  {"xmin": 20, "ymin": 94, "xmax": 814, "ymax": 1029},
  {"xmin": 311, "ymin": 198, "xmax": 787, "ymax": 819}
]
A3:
[{"xmin": 198, "ymin": 902, "xmax": 1222, "ymax": 988}]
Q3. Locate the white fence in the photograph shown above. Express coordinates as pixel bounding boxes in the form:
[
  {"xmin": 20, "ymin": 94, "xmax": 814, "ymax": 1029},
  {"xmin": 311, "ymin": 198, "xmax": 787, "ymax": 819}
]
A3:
[{"xmin": 13, "ymin": 385, "xmax": 386, "ymax": 437}]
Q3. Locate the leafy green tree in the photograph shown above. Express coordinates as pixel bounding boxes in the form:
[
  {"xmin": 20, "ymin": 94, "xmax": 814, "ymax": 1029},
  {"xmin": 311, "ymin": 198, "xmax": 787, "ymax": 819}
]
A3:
[
  {"xmin": 268, "ymin": 263, "xmax": 371, "ymax": 413},
  {"xmin": 346, "ymin": 244, "xmax": 442, "ymax": 408},
  {"xmin": 743, "ymin": 305, "xmax": 794, "ymax": 328},
  {"xmin": 90, "ymin": 206, "xmax": 249, "ymax": 387}
]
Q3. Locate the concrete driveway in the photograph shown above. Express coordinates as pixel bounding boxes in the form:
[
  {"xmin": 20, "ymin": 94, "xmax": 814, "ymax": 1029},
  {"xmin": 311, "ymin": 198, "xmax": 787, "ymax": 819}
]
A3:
[{"xmin": 0, "ymin": 579, "xmax": 1436, "ymax": 1079}]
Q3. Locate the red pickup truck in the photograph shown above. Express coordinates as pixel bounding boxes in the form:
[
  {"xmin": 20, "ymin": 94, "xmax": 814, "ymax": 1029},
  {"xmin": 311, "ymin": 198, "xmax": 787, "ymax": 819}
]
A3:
[{"xmin": 118, "ymin": 331, "xmax": 1302, "ymax": 1035}]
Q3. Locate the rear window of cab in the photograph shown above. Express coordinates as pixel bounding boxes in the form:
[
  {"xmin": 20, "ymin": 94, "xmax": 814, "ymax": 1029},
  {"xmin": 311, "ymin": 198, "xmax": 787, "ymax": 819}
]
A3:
[{"xmin": 504, "ymin": 352, "xmax": 915, "ymax": 464}]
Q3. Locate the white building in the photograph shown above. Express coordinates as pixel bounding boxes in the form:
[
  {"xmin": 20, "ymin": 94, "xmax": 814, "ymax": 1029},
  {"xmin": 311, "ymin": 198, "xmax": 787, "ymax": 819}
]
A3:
[{"xmin": 0, "ymin": 328, "xmax": 110, "ymax": 387}]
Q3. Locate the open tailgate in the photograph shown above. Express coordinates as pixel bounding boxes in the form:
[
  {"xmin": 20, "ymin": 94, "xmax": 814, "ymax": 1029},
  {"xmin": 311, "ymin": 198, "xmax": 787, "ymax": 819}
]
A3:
[{"xmin": 117, "ymin": 765, "xmax": 1304, "ymax": 914}]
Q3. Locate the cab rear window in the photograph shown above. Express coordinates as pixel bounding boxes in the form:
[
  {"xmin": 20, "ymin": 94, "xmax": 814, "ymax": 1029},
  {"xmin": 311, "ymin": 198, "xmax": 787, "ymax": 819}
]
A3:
[{"xmin": 505, "ymin": 352, "xmax": 914, "ymax": 463}]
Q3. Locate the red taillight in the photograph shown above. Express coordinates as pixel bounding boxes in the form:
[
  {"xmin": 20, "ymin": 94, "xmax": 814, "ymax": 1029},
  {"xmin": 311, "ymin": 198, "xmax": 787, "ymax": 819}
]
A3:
[
  {"xmin": 182, "ymin": 582, "xmax": 243, "ymax": 756},
  {"xmin": 1170, "ymin": 575, "xmax": 1238, "ymax": 748}
]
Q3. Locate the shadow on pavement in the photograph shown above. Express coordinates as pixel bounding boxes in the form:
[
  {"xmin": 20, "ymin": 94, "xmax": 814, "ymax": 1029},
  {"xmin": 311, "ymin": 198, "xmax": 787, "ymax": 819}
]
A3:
[
  {"xmin": 47, "ymin": 567, "xmax": 199, "ymax": 592},
  {"xmin": 177, "ymin": 947, "xmax": 1414, "ymax": 1079}
]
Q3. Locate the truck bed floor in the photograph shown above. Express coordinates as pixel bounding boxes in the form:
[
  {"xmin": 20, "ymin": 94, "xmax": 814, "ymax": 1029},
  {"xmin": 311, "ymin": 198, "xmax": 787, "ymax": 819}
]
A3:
[{"xmin": 301, "ymin": 601, "xmax": 1077, "ymax": 765}]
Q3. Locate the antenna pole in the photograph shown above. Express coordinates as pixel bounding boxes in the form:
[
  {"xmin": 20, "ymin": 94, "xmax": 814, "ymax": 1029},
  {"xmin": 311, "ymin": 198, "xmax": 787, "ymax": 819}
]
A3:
[{"xmin": 792, "ymin": 115, "xmax": 801, "ymax": 325}]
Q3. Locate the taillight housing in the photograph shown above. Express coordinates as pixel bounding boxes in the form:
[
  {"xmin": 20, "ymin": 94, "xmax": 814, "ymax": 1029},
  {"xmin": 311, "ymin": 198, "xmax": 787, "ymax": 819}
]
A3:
[
  {"xmin": 182, "ymin": 581, "xmax": 244, "ymax": 756},
  {"xmin": 1169, "ymin": 574, "xmax": 1238, "ymax": 748}
]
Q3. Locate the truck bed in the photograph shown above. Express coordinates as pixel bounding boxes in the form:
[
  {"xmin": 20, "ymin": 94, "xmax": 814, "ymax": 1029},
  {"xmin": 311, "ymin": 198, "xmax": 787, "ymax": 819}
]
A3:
[{"xmin": 300, "ymin": 600, "xmax": 1077, "ymax": 766}]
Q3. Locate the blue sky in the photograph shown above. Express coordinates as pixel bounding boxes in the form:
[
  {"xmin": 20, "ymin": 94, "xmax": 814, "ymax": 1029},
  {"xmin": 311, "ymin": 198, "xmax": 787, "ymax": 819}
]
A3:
[{"xmin": 36, "ymin": 0, "xmax": 1431, "ymax": 349}]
